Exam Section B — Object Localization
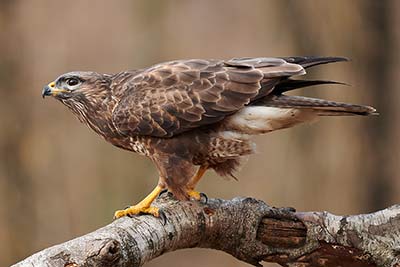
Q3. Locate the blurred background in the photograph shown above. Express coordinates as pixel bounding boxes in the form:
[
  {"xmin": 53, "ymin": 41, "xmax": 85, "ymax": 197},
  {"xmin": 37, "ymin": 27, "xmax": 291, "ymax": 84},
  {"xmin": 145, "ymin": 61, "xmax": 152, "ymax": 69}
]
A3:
[{"xmin": 0, "ymin": 0, "xmax": 399, "ymax": 266}]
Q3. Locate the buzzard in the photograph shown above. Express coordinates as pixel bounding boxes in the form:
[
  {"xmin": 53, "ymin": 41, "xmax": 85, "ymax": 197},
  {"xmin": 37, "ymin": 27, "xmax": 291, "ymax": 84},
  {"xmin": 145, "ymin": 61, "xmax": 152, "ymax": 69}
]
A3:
[{"xmin": 42, "ymin": 57, "xmax": 376, "ymax": 220}]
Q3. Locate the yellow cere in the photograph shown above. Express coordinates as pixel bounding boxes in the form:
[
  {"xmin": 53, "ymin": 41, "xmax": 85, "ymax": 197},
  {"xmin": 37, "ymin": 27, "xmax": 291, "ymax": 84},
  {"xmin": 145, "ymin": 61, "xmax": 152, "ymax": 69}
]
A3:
[{"xmin": 48, "ymin": 81, "xmax": 67, "ymax": 96}]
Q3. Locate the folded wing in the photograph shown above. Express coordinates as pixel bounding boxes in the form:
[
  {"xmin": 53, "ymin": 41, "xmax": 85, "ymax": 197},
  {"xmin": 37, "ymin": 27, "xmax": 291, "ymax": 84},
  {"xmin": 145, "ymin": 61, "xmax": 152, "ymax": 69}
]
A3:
[{"xmin": 111, "ymin": 58, "xmax": 305, "ymax": 137}]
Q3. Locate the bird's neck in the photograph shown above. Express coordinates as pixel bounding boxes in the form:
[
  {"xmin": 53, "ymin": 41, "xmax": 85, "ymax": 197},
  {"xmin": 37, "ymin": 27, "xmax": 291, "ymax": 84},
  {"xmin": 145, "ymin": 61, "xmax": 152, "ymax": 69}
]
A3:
[{"xmin": 61, "ymin": 94, "xmax": 120, "ymax": 139}]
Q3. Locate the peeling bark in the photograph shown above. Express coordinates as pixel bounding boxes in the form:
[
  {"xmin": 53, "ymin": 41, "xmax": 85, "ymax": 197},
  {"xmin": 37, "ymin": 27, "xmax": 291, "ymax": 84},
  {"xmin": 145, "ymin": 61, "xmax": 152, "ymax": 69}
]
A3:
[{"xmin": 12, "ymin": 196, "xmax": 400, "ymax": 267}]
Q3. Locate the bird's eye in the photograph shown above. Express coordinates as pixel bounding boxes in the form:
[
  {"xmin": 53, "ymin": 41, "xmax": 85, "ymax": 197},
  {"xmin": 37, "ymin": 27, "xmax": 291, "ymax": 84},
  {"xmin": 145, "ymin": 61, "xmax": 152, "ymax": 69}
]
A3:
[{"xmin": 66, "ymin": 77, "xmax": 80, "ymax": 87}]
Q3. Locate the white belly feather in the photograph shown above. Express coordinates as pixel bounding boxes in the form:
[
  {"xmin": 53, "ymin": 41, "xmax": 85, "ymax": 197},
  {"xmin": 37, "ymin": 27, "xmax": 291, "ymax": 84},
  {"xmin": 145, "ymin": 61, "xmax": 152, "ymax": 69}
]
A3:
[{"xmin": 223, "ymin": 106, "xmax": 318, "ymax": 135}]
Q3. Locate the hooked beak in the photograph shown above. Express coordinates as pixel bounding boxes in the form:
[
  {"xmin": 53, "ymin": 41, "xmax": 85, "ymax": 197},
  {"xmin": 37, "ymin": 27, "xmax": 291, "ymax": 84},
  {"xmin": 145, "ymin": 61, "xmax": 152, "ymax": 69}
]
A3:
[{"xmin": 42, "ymin": 82, "xmax": 68, "ymax": 98}]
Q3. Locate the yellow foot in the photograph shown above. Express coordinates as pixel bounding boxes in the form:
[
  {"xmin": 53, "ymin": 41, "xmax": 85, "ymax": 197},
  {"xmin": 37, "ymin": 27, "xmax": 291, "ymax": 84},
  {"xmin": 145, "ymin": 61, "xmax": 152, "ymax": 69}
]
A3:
[
  {"xmin": 114, "ymin": 204, "xmax": 166, "ymax": 224},
  {"xmin": 114, "ymin": 184, "xmax": 166, "ymax": 223},
  {"xmin": 114, "ymin": 205, "xmax": 161, "ymax": 219},
  {"xmin": 187, "ymin": 189, "xmax": 208, "ymax": 203}
]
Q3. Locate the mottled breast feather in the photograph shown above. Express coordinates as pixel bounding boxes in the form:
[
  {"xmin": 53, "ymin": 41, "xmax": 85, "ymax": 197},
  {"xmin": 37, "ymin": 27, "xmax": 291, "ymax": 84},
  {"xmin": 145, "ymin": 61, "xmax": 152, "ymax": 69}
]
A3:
[{"xmin": 111, "ymin": 58, "xmax": 305, "ymax": 137}]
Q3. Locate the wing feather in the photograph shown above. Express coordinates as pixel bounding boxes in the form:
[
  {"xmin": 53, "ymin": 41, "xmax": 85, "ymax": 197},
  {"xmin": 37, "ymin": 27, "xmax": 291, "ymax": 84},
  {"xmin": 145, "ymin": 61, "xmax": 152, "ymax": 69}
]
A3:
[{"xmin": 111, "ymin": 58, "xmax": 305, "ymax": 137}]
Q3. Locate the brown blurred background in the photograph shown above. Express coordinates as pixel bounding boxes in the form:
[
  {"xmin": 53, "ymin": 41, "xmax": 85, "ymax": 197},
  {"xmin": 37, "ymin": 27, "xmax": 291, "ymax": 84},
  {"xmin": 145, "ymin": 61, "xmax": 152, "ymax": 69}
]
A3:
[{"xmin": 0, "ymin": 1, "xmax": 399, "ymax": 266}]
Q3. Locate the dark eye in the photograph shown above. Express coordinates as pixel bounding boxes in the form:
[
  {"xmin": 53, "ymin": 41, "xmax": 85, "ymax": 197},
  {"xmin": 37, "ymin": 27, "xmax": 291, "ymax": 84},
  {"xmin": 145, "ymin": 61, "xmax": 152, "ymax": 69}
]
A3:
[{"xmin": 66, "ymin": 77, "xmax": 80, "ymax": 87}]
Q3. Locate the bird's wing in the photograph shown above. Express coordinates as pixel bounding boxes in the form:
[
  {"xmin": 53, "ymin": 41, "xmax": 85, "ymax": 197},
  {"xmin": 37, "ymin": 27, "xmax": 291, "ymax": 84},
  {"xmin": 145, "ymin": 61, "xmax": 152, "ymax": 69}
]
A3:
[{"xmin": 111, "ymin": 58, "xmax": 305, "ymax": 137}]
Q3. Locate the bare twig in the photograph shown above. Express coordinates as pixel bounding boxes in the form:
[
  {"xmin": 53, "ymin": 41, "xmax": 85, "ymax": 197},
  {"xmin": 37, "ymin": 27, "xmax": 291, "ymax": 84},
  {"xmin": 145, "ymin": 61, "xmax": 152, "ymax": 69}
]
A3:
[{"xmin": 12, "ymin": 195, "xmax": 400, "ymax": 267}]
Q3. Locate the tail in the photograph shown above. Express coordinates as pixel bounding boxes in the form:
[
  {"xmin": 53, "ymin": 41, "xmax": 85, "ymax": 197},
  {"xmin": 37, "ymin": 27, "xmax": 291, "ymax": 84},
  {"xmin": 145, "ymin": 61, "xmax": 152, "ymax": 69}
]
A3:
[
  {"xmin": 223, "ymin": 56, "xmax": 377, "ymax": 136},
  {"xmin": 224, "ymin": 95, "xmax": 376, "ymax": 136},
  {"xmin": 258, "ymin": 95, "xmax": 377, "ymax": 116},
  {"xmin": 268, "ymin": 56, "xmax": 377, "ymax": 116}
]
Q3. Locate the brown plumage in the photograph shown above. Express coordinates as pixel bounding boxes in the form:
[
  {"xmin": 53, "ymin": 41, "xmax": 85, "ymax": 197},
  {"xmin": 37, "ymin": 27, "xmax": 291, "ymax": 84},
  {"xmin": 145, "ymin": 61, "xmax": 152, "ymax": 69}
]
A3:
[{"xmin": 42, "ymin": 56, "xmax": 377, "ymax": 219}]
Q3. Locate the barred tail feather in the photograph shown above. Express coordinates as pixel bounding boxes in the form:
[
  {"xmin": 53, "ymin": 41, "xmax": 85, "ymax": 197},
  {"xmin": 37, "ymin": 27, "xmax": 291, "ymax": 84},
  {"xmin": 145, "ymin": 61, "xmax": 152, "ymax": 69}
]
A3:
[{"xmin": 259, "ymin": 95, "xmax": 378, "ymax": 116}]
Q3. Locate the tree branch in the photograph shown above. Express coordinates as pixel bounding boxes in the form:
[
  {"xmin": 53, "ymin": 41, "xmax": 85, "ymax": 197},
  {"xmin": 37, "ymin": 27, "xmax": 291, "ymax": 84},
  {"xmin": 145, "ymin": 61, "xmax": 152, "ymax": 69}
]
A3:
[{"xmin": 12, "ymin": 195, "xmax": 400, "ymax": 267}]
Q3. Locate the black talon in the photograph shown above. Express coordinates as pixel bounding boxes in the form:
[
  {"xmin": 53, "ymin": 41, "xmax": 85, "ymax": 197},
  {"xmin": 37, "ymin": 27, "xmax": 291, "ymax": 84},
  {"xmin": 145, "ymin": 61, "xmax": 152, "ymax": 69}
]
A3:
[
  {"xmin": 158, "ymin": 209, "xmax": 167, "ymax": 225},
  {"xmin": 124, "ymin": 206, "xmax": 134, "ymax": 218},
  {"xmin": 200, "ymin": 192, "xmax": 208, "ymax": 204},
  {"xmin": 158, "ymin": 189, "xmax": 169, "ymax": 198}
]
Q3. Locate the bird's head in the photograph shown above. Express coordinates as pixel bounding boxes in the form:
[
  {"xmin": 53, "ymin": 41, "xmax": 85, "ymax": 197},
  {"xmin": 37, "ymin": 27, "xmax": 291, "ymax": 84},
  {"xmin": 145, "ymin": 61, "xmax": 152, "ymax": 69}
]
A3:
[
  {"xmin": 42, "ymin": 71, "xmax": 114, "ymax": 130},
  {"xmin": 42, "ymin": 71, "xmax": 111, "ymax": 100}
]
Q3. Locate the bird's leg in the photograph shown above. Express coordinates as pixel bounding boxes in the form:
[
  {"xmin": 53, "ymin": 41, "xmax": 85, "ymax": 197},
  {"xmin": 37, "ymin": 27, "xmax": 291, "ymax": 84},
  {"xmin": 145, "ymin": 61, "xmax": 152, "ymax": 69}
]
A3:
[
  {"xmin": 185, "ymin": 165, "xmax": 208, "ymax": 201},
  {"xmin": 114, "ymin": 184, "xmax": 165, "ymax": 219}
]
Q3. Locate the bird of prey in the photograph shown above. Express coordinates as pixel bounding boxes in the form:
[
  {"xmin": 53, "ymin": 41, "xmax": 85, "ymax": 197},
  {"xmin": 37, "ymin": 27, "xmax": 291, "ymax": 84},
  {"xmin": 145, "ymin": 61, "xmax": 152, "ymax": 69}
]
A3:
[{"xmin": 42, "ymin": 56, "xmax": 376, "ymax": 220}]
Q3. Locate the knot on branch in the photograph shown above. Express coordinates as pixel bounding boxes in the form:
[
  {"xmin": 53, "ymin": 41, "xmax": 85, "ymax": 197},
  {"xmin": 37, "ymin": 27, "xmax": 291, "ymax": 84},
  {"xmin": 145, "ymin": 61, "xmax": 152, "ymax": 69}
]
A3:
[{"xmin": 201, "ymin": 197, "xmax": 314, "ymax": 266}]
